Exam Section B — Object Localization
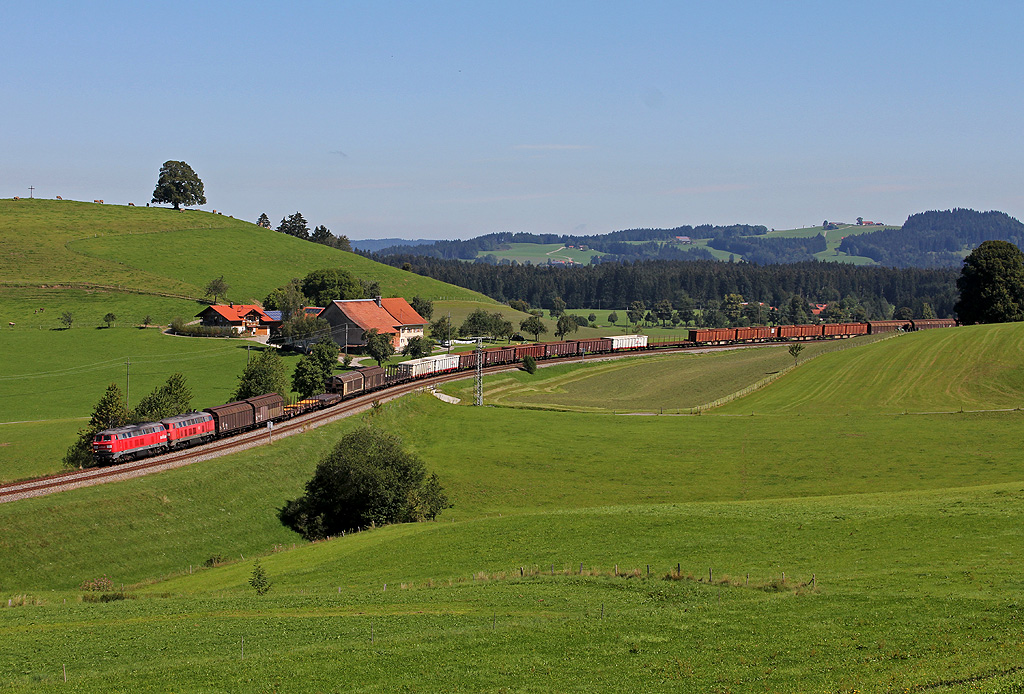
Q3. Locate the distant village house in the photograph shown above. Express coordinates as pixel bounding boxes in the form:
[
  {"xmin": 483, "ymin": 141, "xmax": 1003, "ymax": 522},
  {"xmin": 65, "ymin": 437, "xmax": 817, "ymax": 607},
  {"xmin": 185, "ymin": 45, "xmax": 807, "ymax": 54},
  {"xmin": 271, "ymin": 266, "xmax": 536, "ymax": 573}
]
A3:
[{"xmin": 195, "ymin": 304, "xmax": 281, "ymax": 337}]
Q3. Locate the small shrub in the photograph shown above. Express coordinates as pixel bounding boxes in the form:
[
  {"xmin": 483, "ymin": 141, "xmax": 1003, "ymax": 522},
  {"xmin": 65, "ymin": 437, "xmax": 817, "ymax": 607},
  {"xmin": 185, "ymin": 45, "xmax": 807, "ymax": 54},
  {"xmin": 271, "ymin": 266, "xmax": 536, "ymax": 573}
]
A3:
[
  {"xmin": 250, "ymin": 560, "xmax": 271, "ymax": 595},
  {"xmin": 80, "ymin": 575, "xmax": 114, "ymax": 592},
  {"xmin": 203, "ymin": 555, "xmax": 225, "ymax": 568},
  {"xmin": 342, "ymin": 354, "xmax": 353, "ymax": 368},
  {"xmin": 522, "ymin": 355, "xmax": 537, "ymax": 374}
]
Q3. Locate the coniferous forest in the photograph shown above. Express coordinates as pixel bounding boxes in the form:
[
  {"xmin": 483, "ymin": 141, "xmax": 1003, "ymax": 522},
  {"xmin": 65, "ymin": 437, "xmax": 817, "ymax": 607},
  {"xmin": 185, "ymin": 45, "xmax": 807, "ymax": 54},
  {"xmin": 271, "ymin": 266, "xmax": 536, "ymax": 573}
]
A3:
[{"xmin": 373, "ymin": 254, "xmax": 958, "ymax": 319}]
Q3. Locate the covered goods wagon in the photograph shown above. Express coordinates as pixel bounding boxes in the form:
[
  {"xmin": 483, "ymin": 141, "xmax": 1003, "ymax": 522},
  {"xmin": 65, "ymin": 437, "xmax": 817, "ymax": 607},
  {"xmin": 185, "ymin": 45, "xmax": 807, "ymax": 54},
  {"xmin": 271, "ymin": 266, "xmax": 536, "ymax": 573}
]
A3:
[{"xmin": 777, "ymin": 324, "xmax": 822, "ymax": 339}]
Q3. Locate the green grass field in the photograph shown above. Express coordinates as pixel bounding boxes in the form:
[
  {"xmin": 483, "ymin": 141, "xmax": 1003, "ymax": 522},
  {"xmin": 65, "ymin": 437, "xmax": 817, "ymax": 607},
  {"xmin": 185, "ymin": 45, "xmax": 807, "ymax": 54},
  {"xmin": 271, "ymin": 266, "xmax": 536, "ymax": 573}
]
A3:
[
  {"xmin": 0, "ymin": 198, "xmax": 490, "ymax": 304},
  {"xmin": 716, "ymin": 323, "xmax": 1024, "ymax": 414},
  {"xmin": 472, "ymin": 242, "xmax": 605, "ymax": 265},
  {"xmin": 438, "ymin": 338, "xmax": 881, "ymax": 412},
  {"xmin": 3, "ymin": 201, "xmax": 1023, "ymax": 692}
]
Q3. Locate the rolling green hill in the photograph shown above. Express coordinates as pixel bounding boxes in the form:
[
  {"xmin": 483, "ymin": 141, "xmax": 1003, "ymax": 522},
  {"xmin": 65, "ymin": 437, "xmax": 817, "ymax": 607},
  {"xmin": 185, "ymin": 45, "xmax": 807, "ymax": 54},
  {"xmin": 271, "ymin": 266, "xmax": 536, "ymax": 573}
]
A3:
[
  {"xmin": 0, "ymin": 198, "xmax": 491, "ymax": 303},
  {"xmin": 0, "ymin": 199, "xmax": 494, "ymax": 481},
  {"xmin": 717, "ymin": 322, "xmax": 1024, "ymax": 414}
]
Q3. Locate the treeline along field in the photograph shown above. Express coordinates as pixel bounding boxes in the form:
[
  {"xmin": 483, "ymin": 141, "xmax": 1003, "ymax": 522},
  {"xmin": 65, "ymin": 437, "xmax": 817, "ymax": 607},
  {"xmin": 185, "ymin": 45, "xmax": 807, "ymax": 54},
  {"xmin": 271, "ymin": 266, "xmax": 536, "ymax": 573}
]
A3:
[{"xmin": 373, "ymin": 254, "xmax": 958, "ymax": 318}]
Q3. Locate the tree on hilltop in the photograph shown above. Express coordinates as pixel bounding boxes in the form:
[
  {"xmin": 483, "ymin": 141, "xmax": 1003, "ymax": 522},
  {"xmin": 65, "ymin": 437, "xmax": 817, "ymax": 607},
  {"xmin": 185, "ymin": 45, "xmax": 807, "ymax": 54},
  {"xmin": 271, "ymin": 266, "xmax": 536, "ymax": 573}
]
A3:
[
  {"xmin": 256, "ymin": 213, "xmax": 271, "ymax": 228},
  {"xmin": 152, "ymin": 160, "xmax": 206, "ymax": 210},
  {"xmin": 278, "ymin": 212, "xmax": 310, "ymax": 240}
]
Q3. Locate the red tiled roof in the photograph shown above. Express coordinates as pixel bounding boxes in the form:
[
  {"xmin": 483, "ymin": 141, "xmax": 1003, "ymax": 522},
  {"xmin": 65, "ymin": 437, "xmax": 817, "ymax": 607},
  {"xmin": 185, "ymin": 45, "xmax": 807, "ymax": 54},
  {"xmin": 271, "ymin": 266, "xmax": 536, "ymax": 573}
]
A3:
[
  {"xmin": 380, "ymin": 298, "xmax": 427, "ymax": 326},
  {"xmin": 331, "ymin": 300, "xmax": 399, "ymax": 334},
  {"xmin": 196, "ymin": 304, "xmax": 273, "ymax": 323}
]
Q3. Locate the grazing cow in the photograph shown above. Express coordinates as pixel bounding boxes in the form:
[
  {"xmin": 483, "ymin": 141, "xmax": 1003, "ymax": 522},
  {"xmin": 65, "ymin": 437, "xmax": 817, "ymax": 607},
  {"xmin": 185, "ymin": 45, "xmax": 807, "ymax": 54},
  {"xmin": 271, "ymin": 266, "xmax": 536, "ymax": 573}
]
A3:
[
  {"xmin": 8, "ymin": 322, "xmax": 14, "ymax": 327},
  {"xmin": 13, "ymin": 197, "xmax": 19, "ymax": 200},
  {"xmin": 128, "ymin": 202, "xmax": 135, "ymax": 206},
  {"xmin": 56, "ymin": 196, "xmax": 62, "ymax": 200},
  {"xmin": 94, "ymin": 199, "xmax": 104, "ymax": 204}
]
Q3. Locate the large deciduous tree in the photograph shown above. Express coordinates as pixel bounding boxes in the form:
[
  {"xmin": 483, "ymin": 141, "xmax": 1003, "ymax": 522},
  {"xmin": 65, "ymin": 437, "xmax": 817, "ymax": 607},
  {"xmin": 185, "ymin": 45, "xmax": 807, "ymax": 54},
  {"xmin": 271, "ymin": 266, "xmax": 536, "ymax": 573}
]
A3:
[
  {"xmin": 363, "ymin": 328, "xmax": 395, "ymax": 366},
  {"xmin": 151, "ymin": 160, "xmax": 206, "ymax": 210},
  {"xmin": 954, "ymin": 240, "xmax": 1024, "ymax": 324},
  {"xmin": 131, "ymin": 373, "xmax": 193, "ymax": 423},
  {"xmin": 519, "ymin": 315, "xmax": 547, "ymax": 341},
  {"xmin": 301, "ymin": 268, "xmax": 362, "ymax": 306},
  {"xmin": 555, "ymin": 314, "xmax": 578, "ymax": 339},
  {"xmin": 410, "ymin": 296, "xmax": 434, "ymax": 320},
  {"xmin": 232, "ymin": 348, "xmax": 289, "ymax": 400},
  {"xmin": 278, "ymin": 427, "xmax": 451, "ymax": 540}
]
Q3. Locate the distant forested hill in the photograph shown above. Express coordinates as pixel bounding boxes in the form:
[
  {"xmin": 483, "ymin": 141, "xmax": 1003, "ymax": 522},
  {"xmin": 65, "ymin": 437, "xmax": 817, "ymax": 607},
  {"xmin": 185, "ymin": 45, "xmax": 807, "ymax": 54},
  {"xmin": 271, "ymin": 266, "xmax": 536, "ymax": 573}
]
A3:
[
  {"xmin": 375, "ymin": 254, "xmax": 958, "ymax": 319},
  {"xmin": 838, "ymin": 209, "xmax": 1024, "ymax": 267},
  {"xmin": 350, "ymin": 238, "xmax": 437, "ymax": 253},
  {"xmin": 376, "ymin": 225, "xmax": 768, "ymax": 261}
]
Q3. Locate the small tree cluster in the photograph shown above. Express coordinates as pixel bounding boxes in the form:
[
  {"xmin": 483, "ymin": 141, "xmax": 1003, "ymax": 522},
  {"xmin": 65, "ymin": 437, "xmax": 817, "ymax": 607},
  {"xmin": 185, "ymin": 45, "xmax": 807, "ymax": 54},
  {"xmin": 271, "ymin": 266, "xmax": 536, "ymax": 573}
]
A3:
[
  {"xmin": 278, "ymin": 427, "xmax": 451, "ymax": 541},
  {"xmin": 459, "ymin": 309, "xmax": 513, "ymax": 341},
  {"xmin": 63, "ymin": 383, "xmax": 129, "ymax": 468},
  {"xmin": 272, "ymin": 211, "xmax": 352, "ymax": 250}
]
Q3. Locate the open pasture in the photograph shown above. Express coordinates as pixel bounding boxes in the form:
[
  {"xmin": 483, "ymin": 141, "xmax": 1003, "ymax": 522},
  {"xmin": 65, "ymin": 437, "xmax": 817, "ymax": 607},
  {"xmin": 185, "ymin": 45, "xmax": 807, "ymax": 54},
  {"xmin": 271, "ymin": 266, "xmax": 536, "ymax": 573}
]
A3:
[
  {"xmin": 0, "ymin": 326, "xmax": 298, "ymax": 482},
  {"xmin": 717, "ymin": 322, "xmax": 1024, "ymax": 414},
  {"xmin": 3, "ymin": 322, "xmax": 1024, "ymax": 690},
  {"xmin": 3, "ymin": 391, "xmax": 1024, "ymax": 591},
  {"xmin": 439, "ymin": 337, "xmax": 879, "ymax": 412},
  {"xmin": 3, "ymin": 481, "xmax": 1024, "ymax": 692}
]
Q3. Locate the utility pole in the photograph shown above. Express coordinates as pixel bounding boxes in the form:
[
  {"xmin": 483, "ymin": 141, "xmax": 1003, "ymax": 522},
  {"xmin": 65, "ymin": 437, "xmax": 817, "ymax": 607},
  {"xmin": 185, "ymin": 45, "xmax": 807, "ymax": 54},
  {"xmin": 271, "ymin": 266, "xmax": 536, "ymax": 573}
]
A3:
[
  {"xmin": 28, "ymin": 186, "xmax": 35, "ymax": 199},
  {"xmin": 125, "ymin": 357, "xmax": 131, "ymax": 410},
  {"xmin": 447, "ymin": 311, "xmax": 452, "ymax": 354},
  {"xmin": 344, "ymin": 323, "xmax": 349, "ymax": 357},
  {"xmin": 474, "ymin": 338, "xmax": 483, "ymax": 406}
]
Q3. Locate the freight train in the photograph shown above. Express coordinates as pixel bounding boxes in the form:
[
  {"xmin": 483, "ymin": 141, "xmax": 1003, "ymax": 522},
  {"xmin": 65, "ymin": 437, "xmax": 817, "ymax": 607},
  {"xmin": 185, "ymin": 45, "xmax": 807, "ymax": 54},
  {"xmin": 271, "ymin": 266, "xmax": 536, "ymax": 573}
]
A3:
[{"xmin": 91, "ymin": 318, "xmax": 955, "ymax": 463}]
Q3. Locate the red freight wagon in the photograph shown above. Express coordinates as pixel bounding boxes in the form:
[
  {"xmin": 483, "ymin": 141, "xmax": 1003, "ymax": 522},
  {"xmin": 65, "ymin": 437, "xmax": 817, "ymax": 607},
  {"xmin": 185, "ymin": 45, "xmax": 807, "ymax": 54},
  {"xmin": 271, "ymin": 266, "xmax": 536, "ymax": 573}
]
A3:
[
  {"xmin": 484, "ymin": 346, "xmax": 516, "ymax": 366},
  {"xmin": 866, "ymin": 320, "xmax": 910, "ymax": 334},
  {"xmin": 577, "ymin": 338, "xmax": 613, "ymax": 354},
  {"xmin": 777, "ymin": 324, "xmax": 822, "ymax": 339},
  {"xmin": 92, "ymin": 422, "xmax": 169, "ymax": 463},
  {"xmin": 688, "ymin": 328, "xmax": 737, "ymax": 343},
  {"xmin": 458, "ymin": 351, "xmax": 479, "ymax": 371},
  {"xmin": 911, "ymin": 318, "xmax": 957, "ymax": 330},
  {"xmin": 734, "ymin": 326, "xmax": 776, "ymax": 341},
  {"xmin": 822, "ymin": 322, "xmax": 868, "ymax": 337},
  {"xmin": 545, "ymin": 341, "xmax": 577, "ymax": 358},
  {"xmin": 515, "ymin": 344, "xmax": 546, "ymax": 360},
  {"xmin": 161, "ymin": 412, "xmax": 215, "ymax": 449}
]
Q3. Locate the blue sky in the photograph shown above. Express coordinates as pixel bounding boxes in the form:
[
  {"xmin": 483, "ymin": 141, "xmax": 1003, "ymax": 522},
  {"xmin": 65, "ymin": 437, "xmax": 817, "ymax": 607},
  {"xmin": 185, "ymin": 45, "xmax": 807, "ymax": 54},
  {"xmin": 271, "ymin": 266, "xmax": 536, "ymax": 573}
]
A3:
[{"xmin": 3, "ymin": 1, "xmax": 1023, "ymax": 239}]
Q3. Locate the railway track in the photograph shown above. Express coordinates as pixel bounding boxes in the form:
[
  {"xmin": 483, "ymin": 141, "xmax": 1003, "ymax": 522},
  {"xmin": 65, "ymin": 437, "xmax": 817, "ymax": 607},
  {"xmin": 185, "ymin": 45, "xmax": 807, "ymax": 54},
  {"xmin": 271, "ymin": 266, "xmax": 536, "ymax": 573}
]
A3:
[{"xmin": 0, "ymin": 341, "xmax": 774, "ymax": 504}]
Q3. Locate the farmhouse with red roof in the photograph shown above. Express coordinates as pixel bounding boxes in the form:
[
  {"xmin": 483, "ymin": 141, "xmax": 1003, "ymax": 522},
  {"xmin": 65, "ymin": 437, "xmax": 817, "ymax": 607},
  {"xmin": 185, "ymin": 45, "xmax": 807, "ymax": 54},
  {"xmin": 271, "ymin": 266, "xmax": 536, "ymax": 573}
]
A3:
[
  {"xmin": 319, "ymin": 297, "xmax": 426, "ymax": 351},
  {"xmin": 195, "ymin": 304, "xmax": 281, "ymax": 337}
]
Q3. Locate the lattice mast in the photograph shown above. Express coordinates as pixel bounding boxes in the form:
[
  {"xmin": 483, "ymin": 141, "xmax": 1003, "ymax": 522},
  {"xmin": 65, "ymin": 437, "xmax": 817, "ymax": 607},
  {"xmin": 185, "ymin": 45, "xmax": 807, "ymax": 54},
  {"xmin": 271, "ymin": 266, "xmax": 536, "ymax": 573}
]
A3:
[{"xmin": 474, "ymin": 338, "xmax": 483, "ymax": 406}]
